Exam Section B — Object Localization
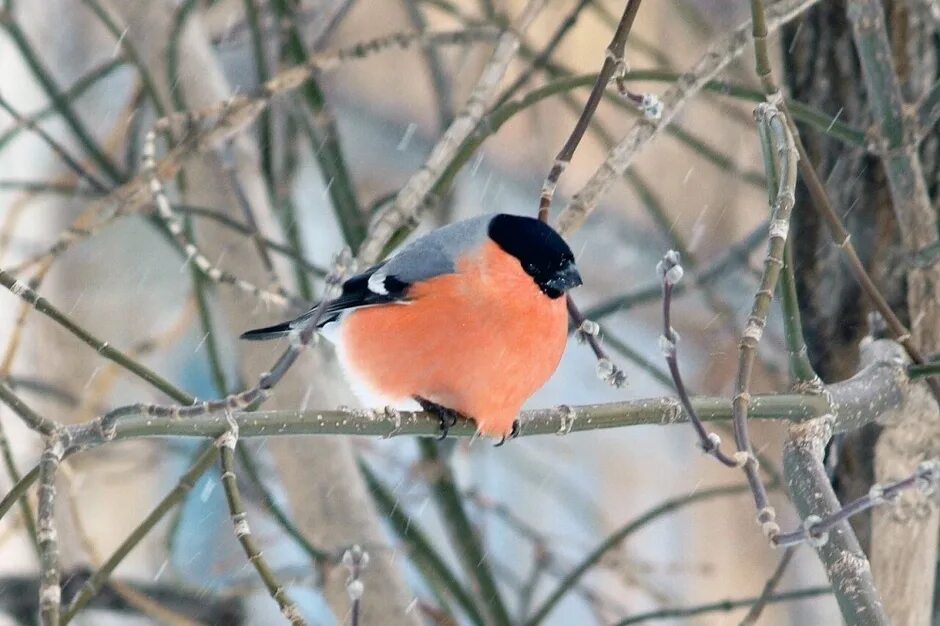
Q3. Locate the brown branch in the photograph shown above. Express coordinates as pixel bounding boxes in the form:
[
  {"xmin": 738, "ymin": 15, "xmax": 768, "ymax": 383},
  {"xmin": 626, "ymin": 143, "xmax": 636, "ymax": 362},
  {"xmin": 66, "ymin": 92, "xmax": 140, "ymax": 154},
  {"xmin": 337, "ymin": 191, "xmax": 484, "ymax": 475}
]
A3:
[
  {"xmin": 357, "ymin": 2, "xmax": 545, "ymax": 264},
  {"xmin": 738, "ymin": 546, "xmax": 796, "ymax": 625},
  {"xmin": 554, "ymin": 0, "xmax": 821, "ymax": 237},
  {"xmin": 536, "ymin": 0, "xmax": 643, "ymax": 222},
  {"xmin": 7, "ymin": 27, "xmax": 501, "ymax": 276}
]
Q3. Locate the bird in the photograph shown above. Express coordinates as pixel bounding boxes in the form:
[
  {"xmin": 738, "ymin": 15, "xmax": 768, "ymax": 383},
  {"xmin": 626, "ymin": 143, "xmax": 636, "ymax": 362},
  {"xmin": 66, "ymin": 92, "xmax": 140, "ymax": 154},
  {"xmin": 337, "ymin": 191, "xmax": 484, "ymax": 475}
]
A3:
[{"xmin": 240, "ymin": 213, "xmax": 582, "ymax": 440}]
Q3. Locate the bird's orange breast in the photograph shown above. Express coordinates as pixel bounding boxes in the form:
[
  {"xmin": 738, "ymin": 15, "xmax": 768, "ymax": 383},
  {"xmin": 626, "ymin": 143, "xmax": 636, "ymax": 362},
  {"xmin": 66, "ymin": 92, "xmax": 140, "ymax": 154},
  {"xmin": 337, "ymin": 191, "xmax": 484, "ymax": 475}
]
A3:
[{"xmin": 340, "ymin": 240, "xmax": 568, "ymax": 437}]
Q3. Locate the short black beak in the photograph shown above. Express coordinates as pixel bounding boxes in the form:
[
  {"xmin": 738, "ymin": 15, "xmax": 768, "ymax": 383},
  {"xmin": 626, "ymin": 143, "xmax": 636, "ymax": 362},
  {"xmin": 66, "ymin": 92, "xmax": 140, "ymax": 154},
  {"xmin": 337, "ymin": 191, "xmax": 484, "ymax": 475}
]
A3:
[{"xmin": 546, "ymin": 263, "xmax": 583, "ymax": 293}]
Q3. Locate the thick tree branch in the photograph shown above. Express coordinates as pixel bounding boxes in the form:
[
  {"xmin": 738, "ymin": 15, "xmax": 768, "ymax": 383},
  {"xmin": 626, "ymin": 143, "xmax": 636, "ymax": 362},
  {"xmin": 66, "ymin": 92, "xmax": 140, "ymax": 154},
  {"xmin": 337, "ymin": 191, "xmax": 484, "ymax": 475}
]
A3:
[
  {"xmin": 58, "ymin": 347, "xmax": 911, "ymax": 446},
  {"xmin": 784, "ymin": 421, "xmax": 888, "ymax": 626},
  {"xmin": 846, "ymin": 4, "xmax": 940, "ymax": 622}
]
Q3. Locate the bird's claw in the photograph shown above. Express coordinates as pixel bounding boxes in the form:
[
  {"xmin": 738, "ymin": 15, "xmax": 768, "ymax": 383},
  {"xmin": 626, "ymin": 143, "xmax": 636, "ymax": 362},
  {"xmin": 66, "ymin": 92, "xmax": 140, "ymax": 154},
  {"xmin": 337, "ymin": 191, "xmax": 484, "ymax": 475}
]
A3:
[
  {"xmin": 494, "ymin": 419, "xmax": 521, "ymax": 447},
  {"xmin": 415, "ymin": 396, "xmax": 461, "ymax": 440},
  {"xmin": 436, "ymin": 410, "xmax": 459, "ymax": 440}
]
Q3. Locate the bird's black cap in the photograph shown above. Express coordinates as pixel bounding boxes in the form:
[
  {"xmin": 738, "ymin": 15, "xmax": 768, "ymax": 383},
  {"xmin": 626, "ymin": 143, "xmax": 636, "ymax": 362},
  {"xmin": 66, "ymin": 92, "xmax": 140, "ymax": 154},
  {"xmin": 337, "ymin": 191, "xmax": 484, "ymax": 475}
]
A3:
[{"xmin": 487, "ymin": 214, "xmax": 581, "ymax": 298}]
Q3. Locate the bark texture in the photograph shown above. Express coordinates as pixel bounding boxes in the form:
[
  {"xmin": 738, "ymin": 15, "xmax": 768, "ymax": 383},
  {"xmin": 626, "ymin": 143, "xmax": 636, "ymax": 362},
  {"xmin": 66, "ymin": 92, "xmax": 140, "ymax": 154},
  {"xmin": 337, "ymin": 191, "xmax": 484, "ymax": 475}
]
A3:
[{"xmin": 784, "ymin": 3, "xmax": 940, "ymax": 624}]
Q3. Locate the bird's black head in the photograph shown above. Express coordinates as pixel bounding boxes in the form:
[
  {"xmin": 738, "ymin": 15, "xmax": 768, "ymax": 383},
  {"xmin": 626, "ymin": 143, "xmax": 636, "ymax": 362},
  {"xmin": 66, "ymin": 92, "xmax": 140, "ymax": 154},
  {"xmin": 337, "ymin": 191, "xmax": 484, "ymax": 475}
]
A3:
[{"xmin": 487, "ymin": 213, "xmax": 582, "ymax": 299}]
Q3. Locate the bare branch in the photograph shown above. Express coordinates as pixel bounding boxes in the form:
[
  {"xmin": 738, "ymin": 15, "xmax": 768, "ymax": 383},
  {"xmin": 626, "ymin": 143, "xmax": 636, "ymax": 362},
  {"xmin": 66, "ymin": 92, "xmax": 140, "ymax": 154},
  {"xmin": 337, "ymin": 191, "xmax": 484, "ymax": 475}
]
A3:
[
  {"xmin": 216, "ymin": 417, "xmax": 306, "ymax": 625},
  {"xmin": 357, "ymin": 0, "xmax": 545, "ymax": 264},
  {"xmin": 554, "ymin": 0, "xmax": 821, "ymax": 237},
  {"xmin": 784, "ymin": 421, "xmax": 888, "ymax": 625},
  {"xmin": 37, "ymin": 434, "xmax": 65, "ymax": 626},
  {"xmin": 535, "ymin": 0, "xmax": 643, "ymax": 222}
]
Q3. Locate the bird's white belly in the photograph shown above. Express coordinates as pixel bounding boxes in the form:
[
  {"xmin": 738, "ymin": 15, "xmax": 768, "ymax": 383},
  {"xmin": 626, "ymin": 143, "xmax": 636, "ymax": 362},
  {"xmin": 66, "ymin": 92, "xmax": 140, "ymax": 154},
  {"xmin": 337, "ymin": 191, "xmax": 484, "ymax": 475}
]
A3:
[{"xmin": 321, "ymin": 315, "xmax": 422, "ymax": 412}]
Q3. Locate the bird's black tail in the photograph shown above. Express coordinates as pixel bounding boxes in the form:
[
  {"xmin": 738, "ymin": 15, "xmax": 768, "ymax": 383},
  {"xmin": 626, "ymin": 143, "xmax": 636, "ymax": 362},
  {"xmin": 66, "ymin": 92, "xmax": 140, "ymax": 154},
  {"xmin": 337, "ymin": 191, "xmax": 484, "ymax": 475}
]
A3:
[{"xmin": 239, "ymin": 321, "xmax": 293, "ymax": 341}]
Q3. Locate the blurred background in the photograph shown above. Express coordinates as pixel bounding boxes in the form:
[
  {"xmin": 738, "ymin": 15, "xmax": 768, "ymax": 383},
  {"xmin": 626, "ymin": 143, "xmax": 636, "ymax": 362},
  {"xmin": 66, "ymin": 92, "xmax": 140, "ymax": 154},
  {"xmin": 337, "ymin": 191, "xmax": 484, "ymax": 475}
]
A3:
[{"xmin": 3, "ymin": 0, "xmax": 917, "ymax": 624}]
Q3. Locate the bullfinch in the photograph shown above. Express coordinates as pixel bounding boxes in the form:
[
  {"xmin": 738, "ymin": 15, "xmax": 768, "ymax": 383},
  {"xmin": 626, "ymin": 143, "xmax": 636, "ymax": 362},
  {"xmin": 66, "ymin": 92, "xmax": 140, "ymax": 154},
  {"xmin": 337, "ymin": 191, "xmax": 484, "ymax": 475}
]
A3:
[{"xmin": 240, "ymin": 213, "xmax": 582, "ymax": 439}]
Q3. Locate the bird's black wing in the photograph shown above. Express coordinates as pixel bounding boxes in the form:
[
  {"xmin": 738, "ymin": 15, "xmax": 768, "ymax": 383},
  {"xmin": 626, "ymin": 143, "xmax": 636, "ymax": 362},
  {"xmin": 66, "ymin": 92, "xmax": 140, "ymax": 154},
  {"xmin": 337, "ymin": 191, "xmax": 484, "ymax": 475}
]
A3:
[
  {"xmin": 240, "ymin": 215, "xmax": 491, "ymax": 341},
  {"xmin": 324, "ymin": 262, "xmax": 411, "ymax": 312},
  {"xmin": 239, "ymin": 262, "xmax": 412, "ymax": 341}
]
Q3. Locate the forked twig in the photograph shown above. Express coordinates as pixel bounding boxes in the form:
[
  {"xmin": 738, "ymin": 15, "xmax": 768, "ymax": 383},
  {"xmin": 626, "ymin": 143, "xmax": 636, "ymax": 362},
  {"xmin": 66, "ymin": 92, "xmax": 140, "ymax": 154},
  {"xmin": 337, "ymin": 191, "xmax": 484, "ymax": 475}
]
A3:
[{"xmin": 536, "ymin": 0, "xmax": 644, "ymax": 222}]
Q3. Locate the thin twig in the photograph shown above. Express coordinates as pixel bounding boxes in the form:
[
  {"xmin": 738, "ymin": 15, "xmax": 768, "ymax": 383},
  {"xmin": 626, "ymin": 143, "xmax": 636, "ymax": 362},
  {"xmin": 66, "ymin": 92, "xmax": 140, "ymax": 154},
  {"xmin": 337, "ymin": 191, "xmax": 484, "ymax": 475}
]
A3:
[
  {"xmin": 536, "ymin": 0, "xmax": 643, "ymax": 222},
  {"xmin": 727, "ymin": 102, "xmax": 798, "ymax": 541},
  {"xmin": 219, "ymin": 140, "xmax": 286, "ymax": 295},
  {"xmin": 9, "ymin": 26, "xmax": 501, "ymax": 276},
  {"xmin": 270, "ymin": 0, "xmax": 364, "ymax": 249},
  {"xmin": 914, "ymin": 77, "xmax": 940, "ymax": 138},
  {"xmin": 402, "ymin": 0, "xmax": 454, "ymax": 131},
  {"xmin": 0, "ymin": 267, "xmax": 193, "ymax": 404},
  {"xmin": 60, "ymin": 444, "xmax": 218, "ymax": 624},
  {"xmin": 144, "ymin": 130, "xmax": 299, "ymax": 309},
  {"xmin": 0, "ymin": 12, "xmax": 126, "ymax": 183},
  {"xmin": 0, "ymin": 379, "xmax": 60, "ymax": 435},
  {"xmin": 360, "ymin": 461, "xmax": 485, "ymax": 625},
  {"xmin": 0, "ymin": 58, "xmax": 124, "ymax": 151},
  {"xmin": 171, "ymin": 204, "xmax": 327, "ymax": 277},
  {"xmin": 584, "ymin": 219, "xmax": 768, "ymax": 321},
  {"xmin": 567, "ymin": 297, "xmax": 626, "ymax": 387},
  {"xmin": 217, "ymin": 417, "xmax": 306, "ymax": 625},
  {"xmin": 0, "ymin": 92, "xmax": 109, "ymax": 193},
  {"xmin": 357, "ymin": 1, "xmax": 545, "ymax": 263},
  {"xmin": 241, "ymin": 0, "xmax": 275, "ymax": 189},
  {"xmin": 754, "ymin": 103, "xmax": 818, "ymax": 386},
  {"xmin": 612, "ymin": 587, "xmax": 831, "ymax": 625},
  {"xmin": 774, "ymin": 459, "xmax": 940, "ymax": 547},
  {"xmin": 235, "ymin": 446, "xmax": 330, "ymax": 563},
  {"xmin": 525, "ymin": 1, "xmax": 643, "ymax": 388},
  {"xmin": 525, "ymin": 484, "xmax": 748, "ymax": 626},
  {"xmin": 749, "ymin": 0, "xmax": 940, "ymax": 402},
  {"xmin": 657, "ymin": 252, "xmax": 737, "ymax": 467},
  {"xmin": 554, "ymin": 0, "xmax": 822, "ymax": 237},
  {"xmin": 419, "ymin": 439, "xmax": 513, "ymax": 626},
  {"xmin": 62, "ymin": 446, "xmax": 216, "ymax": 626},
  {"xmin": 0, "ymin": 412, "xmax": 39, "ymax": 554},
  {"xmin": 497, "ymin": 0, "xmax": 593, "ymax": 105},
  {"xmin": 738, "ymin": 546, "xmax": 796, "ymax": 625}
]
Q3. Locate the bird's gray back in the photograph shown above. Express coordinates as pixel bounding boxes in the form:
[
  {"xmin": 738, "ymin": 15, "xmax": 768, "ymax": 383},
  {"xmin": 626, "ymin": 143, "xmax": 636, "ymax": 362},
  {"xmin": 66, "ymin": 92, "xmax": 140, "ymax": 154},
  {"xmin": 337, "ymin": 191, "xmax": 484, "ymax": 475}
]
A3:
[{"xmin": 382, "ymin": 213, "xmax": 493, "ymax": 285}]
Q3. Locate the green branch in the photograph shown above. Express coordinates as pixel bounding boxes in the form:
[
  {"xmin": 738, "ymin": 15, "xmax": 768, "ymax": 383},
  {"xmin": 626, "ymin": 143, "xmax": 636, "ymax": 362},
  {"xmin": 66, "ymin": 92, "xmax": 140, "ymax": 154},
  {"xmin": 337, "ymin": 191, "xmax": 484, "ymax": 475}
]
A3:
[
  {"xmin": 61, "ymin": 445, "xmax": 218, "ymax": 624},
  {"xmin": 271, "ymin": 0, "xmax": 365, "ymax": 249},
  {"xmin": 360, "ymin": 461, "xmax": 485, "ymax": 625},
  {"xmin": 0, "ymin": 58, "xmax": 124, "ymax": 152},
  {"xmin": 0, "ymin": 11, "xmax": 125, "ymax": 183},
  {"xmin": 0, "ymin": 268, "xmax": 193, "ymax": 405},
  {"xmin": 613, "ymin": 587, "xmax": 831, "ymax": 625},
  {"xmin": 419, "ymin": 439, "xmax": 513, "ymax": 626},
  {"xmin": 754, "ymin": 99, "xmax": 818, "ymax": 385},
  {"xmin": 103, "ymin": 394, "xmax": 827, "ymax": 443},
  {"xmin": 526, "ymin": 484, "xmax": 749, "ymax": 625}
]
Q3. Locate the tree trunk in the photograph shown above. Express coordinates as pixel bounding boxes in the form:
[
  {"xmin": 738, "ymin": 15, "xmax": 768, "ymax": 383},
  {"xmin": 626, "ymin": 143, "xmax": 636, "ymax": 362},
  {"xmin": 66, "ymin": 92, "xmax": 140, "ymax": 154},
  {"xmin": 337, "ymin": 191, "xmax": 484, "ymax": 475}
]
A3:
[{"xmin": 783, "ymin": 2, "xmax": 940, "ymax": 624}]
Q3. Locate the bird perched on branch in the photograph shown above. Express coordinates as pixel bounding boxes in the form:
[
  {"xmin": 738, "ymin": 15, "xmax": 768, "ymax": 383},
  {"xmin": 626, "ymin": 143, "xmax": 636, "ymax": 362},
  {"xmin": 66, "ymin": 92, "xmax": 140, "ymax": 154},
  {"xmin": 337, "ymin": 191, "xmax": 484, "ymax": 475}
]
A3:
[{"xmin": 241, "ymin": 213, "xmax": 582, "ymax": 440}]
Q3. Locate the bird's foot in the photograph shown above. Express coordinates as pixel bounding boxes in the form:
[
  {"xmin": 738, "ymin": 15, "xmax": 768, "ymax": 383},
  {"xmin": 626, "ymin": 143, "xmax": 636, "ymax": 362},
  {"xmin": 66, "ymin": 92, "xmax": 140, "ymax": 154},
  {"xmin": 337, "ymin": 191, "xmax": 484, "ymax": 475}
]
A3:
[
  {"xmin": 494, "ymin": 419, "xmax": 521, "ymax": 447},
  {"xmin": 414, "ymin": 397, "xmax": 462, "ymax": 440}
]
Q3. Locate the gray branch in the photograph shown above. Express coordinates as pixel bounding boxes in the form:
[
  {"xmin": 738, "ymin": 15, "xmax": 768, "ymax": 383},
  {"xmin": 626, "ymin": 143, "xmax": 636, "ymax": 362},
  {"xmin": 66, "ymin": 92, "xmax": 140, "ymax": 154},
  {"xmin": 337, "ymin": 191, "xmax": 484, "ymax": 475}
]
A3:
[
  {"xmin": 784, "ymin": 420, "xmax": 888, "ymax": 626},
  {"xmin": 55, "ymin": 341, "xmax": 910, "ymax": 447}
]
